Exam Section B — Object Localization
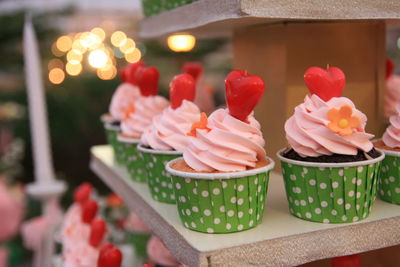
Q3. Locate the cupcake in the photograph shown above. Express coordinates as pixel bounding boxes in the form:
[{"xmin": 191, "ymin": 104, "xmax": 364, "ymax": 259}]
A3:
[
  {"xmin": 139, "ymin": 73, "xmax": 200, "ymax": 203},
  {"xmin": 124, "ymin": 211, "xmax": 151, "ymax": 259},
  {"xmin": 384, "ymin": 59, "xmax": 400, "ymax": 120},
  {"xmin": 278, "ymin": 66, "xmax": 384, "ymax": 223},
  {"xmin": 118, "ymin": 65, "xmax": 169, "ymax": 182},
  {"xmin": 374, "ymin": 103, "xmax": 400, "ymax": 204},
  {"xmin": 102, "ymin": 62, "xmax": 143, "ymax": 165},
  {"xmin": 165, "ymin": 70, "xmax": 275, "ymax": 233}
]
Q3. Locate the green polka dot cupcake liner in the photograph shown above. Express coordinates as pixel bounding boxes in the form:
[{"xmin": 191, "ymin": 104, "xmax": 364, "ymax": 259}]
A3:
[
  {"xmin": 138, "ymin": 144, "xmax": 182, "ymax": 204},
  {"xmin": 166, "ymin": 157, "xmax": 275, "ymax": 233},
  {"xmin": 377, "ymin": 147, "xmax": 400, "ymax": 204},
  {"xmin": 128, "ymin": 231, "xmax": 151, "ymax": 259},
  {"xmin": 117, "ymin": 135, "xmax": 147, "ymax": 182},
  {"xmin": 104, "ymin": 122, "xmax": 125, "ymax": 165},
  {"xmin": 277, "ymin": 149, "xmax": 384, "ymax": 224}
]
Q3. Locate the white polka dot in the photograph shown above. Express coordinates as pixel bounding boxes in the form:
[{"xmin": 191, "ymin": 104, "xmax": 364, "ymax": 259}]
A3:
[
  {"xmin": 227, "ymin": 210, "xmax": 234, "ymax": 217},
  {"xmin": 161, "ymin": 181, "xmax": 167, "ymax": 187},
  {"xmin": 321, "ymin": 201, "xmax": 328, "ymax": 207},
  {"xmin": 202, "ymin": 191, "xmax": 209, "ymax": 197},
  {"xmin": 171, "ymin": 194, "xmax": 175, "ymax": 200},
  {"xmin": 237, "ymin": 198, "xmax": 244, "ymax": 205},
  {"xmin": 309, "ymin": 179, "xmax": 316, "ymax": 186},
  {"xmin": 213, "ymin": 188, "xmax": 220, "ymax": 195},
  {"xmin": 385, "ymin": 179, "xmax": 389, "ymax": 184},
  {"xmin": 353, "ymin": 216, "xmax": 359, "ymax": 222},
  {"xmin": 230, "ymin": 197, "xmax": 237, "ymax": 203},
  {"xmin": 338, "ymin": 170, "xmax": 344, "ymax": 176},
  {"xmin": 388, "ymin": 190, "xmax": 392, "ymax": 196},
  {"xmin": 154, "ymin": 187, "xmax": 159, "ymax": 192},
  {"xmin": 185, "ymin": 209, "xmax": 191, "ymax": 215},
  {"xmin": 290, "ymin": 174, "xmax": 296, "ymax": 181},
  {"xmin": 303, "ymin": 168, "xmax": 308, "ymax": 174},
  {"xmin": 238, "ymin": 185, "xmax": 244, "ymax": 192},
  {"xmin": 356, "ymin": 192, "xmax": 361, "ymax": 198},
  {"xmin": 184, "ymin": 222, "xmax": 189, "ymax": 227},
  {"xmin": 323, "ymin": 219, "xmax": 330, "ymax": 223},
  {"xmin": 331, "ymin": 209, "xmax": 337, "ymax": 215},
  {"xmin": 207, "ymin": 228, "xmax": 214, "ymax": 233},
  {"xmin": 257, "ymin": 214, "xmax": 260, "ymax": 220},
  {"xmin": 238, "ymin": 211, "xmax": 244, "ymax": 218},
  {"xmin": 389, "ymin": 176, "xmax": 396, "ymax": 182},
  {"xmin": 300, "ymin": 200, "xmax": 306, "ymax": 206},
  {"xmin": 193, "ymin": 188, "xmax": 197, "ymax": 195},
  {"xmin": 214, "ymin": 218, "xmax": 221, "ymax": 224},
  {"xmin": 168, "ymin": 183, "xmax": 173, "ymax": 189},
  {"xmin": 296, "ymin": 212, "xmax": 302, "ymax": 218},
  {"xmin": 352, "ymin": 178, "xmax": 357, "ymax": 184},
  {"xmin": 357, "ymin": 166, "xmax": 363, "ymax": 173},
  {"xmin": 363, "ymin": 213, "xmax": 367, "ymax": 218},
  {"xmin": 258, "ymin": 185, "xmax": 262, "ymax": 193},
  {"xmin": 348, "ymin": 191, "xmax": 354, "ymax": 197},
  {"xmin": 176, "ymin": 183, "xmax": 181, "ymax": 189},
  {"xmin": 226, "ymin": 223, "xmax": 232, "ymax": 230},
  {"xmin": 332, "ymin": 182, "xmax": 339, "ymax": 189},
  {"xmin": 222, "ymin": 181, "xmax": 228, "ymax": 188},
  {"xmin": 249, "ymin": 208, "xmax": 253, "ymax": 214},
  {"xmin": 315, "ymin": 208, "xmax": 321, "ymax": 214},
  {"xmin": 294, "ymin": 200, "xmax": 299, "ymax": 206},
  {"xmin": 185, "ymin": 178, "xmax": 191, "ymax": 183},
  {"xmin": 320, "ymin": 183, "xmax": 327, "ymax": 189},
  {"xmin": 308, "ymin": 197, "xmax": 314, "ymax": 203},
  {"xmin": 342, "ymin": 215, "xmax": 348, "ymax": 221},
  {"xmin": 396, "ymin": 188, "xmax": 400, "ymax": 193},
  {"xmin": 191, "ymin": 222, "xmax": 197, "ymax": 228},
  {"xmin": 200, "ymin": 218, "xmax": 204, "ymax": 224},
  {"xmin": 249, "ymin": 220, "xmax": 254, "ymax": 226},
  {"xmin": 337, "ymin": 198, "xmax": 343, "ymax": 205},
  {"xmin": 180, "ymin": 196, "xmax": 186, "ymax": 202},
  {"xmin": 357, "ymin": 179, "xmax": 362, "ymax": 186},
  {"xmin": 254, "ymin": 178, "xmax": 258, "ymax": 184},
  {"xmin": 220, "ymin": 206, "xmax": 226, "ymax": 212},
  {"xmin": 288, "ymin": 163, "xmax": 292, "ymax": 168},
  {"xmin": 204, "ymin": 209, "xmax": 211, "ymax": 216},
  {"xmin": 192, "ymin": 206, "xmax": 199, "ymax": 212},
  {"xmin": 249, "ymin": 196, "xmax": 253, "ymax": 202},
  {"xmin": 238, "ymin": 224, "xmax": 244, "ymax": 230},
  {"xmin": 356, "ymin": 204, "xmax": 360, "ymax": 210},
  {"xmin": 345, "ymin": 203, "xmax": 351, "ymax": 210},
  {"xmin": 306, "ymin": 212, "xmax": 312, "ymax": 218},
  {"xmin": 162, "ymin": 192, "xmax": 167, "ymax": 198}
]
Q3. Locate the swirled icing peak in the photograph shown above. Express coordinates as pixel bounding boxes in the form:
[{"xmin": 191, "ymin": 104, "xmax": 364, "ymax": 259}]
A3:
[
  {"xmin": 121, "ymin": 95, "xmax": 169, "ymax": 138},
  {"xmin": 285, "ymin": 94, "xmax": 374, "ymax": 157},
  {"xmin": 383, "ymin": 104, "xmax": 400, "ymax": 148},
  {"xmin": 109, "ymin": 83, "xmax": 140, "ymax": 121},
  {"xmin": 183, "ymin": 108, "xmax": 266, "ymax": 172},
  {"xmin": 140, "ymin": 100, "xmax": 200, "ymax": 151}
]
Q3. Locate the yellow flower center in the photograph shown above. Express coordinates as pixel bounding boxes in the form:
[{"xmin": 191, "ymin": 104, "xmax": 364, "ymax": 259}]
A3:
[{"xmin": 338, "ymin": 119, "xmax": 349, "ymax": 128}]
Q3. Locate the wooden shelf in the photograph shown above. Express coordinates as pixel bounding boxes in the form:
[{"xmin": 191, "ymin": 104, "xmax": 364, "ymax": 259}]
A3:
[
  {"xmin": 90, "ymin": 145, "xmax": 400, "ymax": 266},
  {"xmin": 139, "ymin": 0, "xmax": 400, "ymax": 38}
]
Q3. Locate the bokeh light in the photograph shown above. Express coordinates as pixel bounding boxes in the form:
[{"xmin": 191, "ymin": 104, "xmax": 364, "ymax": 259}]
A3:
[
  {"xmin": 56, "ymin": 36, "xmax": 72, "ymax": 52},
  {"xmin": 91, "ymin": 28, "xmax": 106, "ymax": 42},
  {"xmin": 167, "ymin": 34, "xmax": 196, "ymax": 52},
  {"xmin": 48, "ymin": 58, "xmax": 64, "ymax": 71},
  {"xmin": 97, "ymin": 66, "xmax": 117, "ymax": 80},
  {"xmin": 120, "ymin": 38, "xmax": 136, "ymax": 54},
  {"xmin": 66, "ymin": 62, "xmax": 82, "ymax": 76},
  {"xmin": 88, "ymin": 49, "xmax": 108, "ymax": 69},
  {"xmin": 51, "ymin": 43, "xmax": 64, "ymax": 57},
  {"xmin": 125, "ymin": 48, "xmax": 141, "ymax": 63},
  {"xmin": 111, "ymin": 31, "xmax": 127, "ymax": 47},
  {"xmin": 48, "ymin": 68, "xmax": 65, "ymax": 84}
]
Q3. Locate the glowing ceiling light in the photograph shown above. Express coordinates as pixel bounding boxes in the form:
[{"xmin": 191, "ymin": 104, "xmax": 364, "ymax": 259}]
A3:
[
  {"xmin": 167, "ymin": 34, "xmax": 196, "ymax": 52},
  {"xmin": 56, "ymin": 36, "xmax": 72, "ymax": 52},
  {"xmin": 48, "ymin": 68, "xmax": 65, "ymax": 84},
  {"xmin": 88, "ymin": 49, "xmax": 108, "ymax": 69},
  {"xmin": 111, "ymin": 31, "xmax": 127, "ymax": 47}
]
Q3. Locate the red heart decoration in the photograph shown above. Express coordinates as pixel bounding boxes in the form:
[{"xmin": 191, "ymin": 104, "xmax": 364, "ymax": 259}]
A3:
[
  {"xmin": 125, "ymin": 61, "xmax": 144, "ymax": 86},
  {"xmin": 73, "ymin": 183, "xmax": 93, "ymax": 206},
  {"xmin": 135, "ymin": 66, "xmax": 159, "ymax": 96},
  {"xmin": 170, "ymin": 73, "xmax": 196, "ymax": 109},
  {"xmin": 331, "ymin": 255, "xmax": 361, "ymax": 267},
  {"xmin": 81, "ymin": 200, "xmax": 98, "ymax": 224},
  {"xmin": 98, "ymin": 244, "xmax": 122, "ymax": 267},
  {"xmin": 89, "ymin": 219, "xmax": 107, "ymax": 247},
  {"xmin": 386, "ymin": 59, "xmax": 395, "ymax": 79},
  {"xmin": 304, "ymin": 66, "xmax": 346, "ymax": 101},
  {"xmin": 225, "ymin": 70, "xmax": 265, "ymax": 122},
  {"xmin": 183, "ymin": 62, "xmax": 203, "ymax": 82}
]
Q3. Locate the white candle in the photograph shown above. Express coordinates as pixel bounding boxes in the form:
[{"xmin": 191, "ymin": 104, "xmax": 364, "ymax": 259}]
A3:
[{"xmin": 23, "ymin": 15, "xmax": 56, "ymax": 185}]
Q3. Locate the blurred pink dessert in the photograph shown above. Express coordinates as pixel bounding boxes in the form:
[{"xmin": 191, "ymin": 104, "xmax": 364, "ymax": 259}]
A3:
[{"xmin": 147, "ymin": 236, "xmax": 180, "ymax": 267}]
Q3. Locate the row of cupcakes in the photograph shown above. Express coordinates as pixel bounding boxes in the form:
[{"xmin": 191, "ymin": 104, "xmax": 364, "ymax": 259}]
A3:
[{"xmin": 101, "ymin": 63, "xmax": 400, "ymax": 233}]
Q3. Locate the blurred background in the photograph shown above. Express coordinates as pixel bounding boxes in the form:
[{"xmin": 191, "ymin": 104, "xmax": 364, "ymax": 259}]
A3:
[{"xmin": 1, "ymin": 0, "xmax": 400, "ymax": 266}]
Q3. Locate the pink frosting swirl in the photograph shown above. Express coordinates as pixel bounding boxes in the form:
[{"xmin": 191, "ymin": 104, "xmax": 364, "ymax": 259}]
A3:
[
  {"xmin": 383, "ymin": 104, "xmax": 400, "ymax": 148},
  {"xmin": 61, "ymin": 204, "xmax": 91, "ymax": 252},
  {"xmin": 147, "ymin": 236, "xmax": 180, "ymax": 267},
  {"xmin": 141, "ymin": 100, "xmax": 201, "ymax": 151},
  {"xmin": 385, "ymin": 75, "xmax": 400, "ymax": 119},
  {"xmin": 63, "ymin": 242, "xmax": 99, "ymax": 267},
  {"xmin": 109, "ymin": 83, "xmax": 141, "ymax": 121},
  {"xmin": 124, "ymin": 211, "xmax": 150, "ymax": 233},
  {"xmin": 183, "ymin": 108, "xmax": 266, "ymax": 172},
  {"xmin": 121, "ymin": 96, "xmax": 169, "ymax": 138},
  {"xmin": 285, "ymin": 94, "xmax": 374, "ymax": 157}
]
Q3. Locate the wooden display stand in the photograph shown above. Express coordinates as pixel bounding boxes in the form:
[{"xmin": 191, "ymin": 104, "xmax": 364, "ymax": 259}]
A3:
[{"xmin": 234, "ymin": 21, "xmax": 386, "ymax": 162}]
